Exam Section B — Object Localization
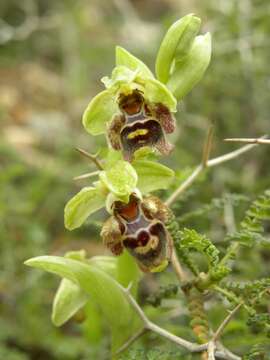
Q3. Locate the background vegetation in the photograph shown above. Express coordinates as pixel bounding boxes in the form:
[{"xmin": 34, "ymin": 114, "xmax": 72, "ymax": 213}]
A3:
[{"xmin": 0, "ymin": 0, "xmax": 269, "ymax": 359}]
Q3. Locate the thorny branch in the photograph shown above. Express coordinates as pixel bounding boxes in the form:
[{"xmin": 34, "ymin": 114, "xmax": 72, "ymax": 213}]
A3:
[
  {"xmin": 166, "ymin": 133, "xmax": 267, "ymax": 206},
  {"xmin": 114, "ymin": 283, "xmax": 241, "ymax": 360},
  {"xmin": 224, "ymin": 137, "xmax": 270, "ymax": 144},
  {"xmin": 76, "ymin": 147, "xmax": 104, "ymax": 170},
  {"xmin": 73, "ymin": 170, "xmax": 100, "ymax": 181},
  {"xmin": 164, "ymin": 128, "xmax": 254, "ymax": 359},
  {"xmin": 212, "ymin": 303, "xmax": 243, "ymax": 342}
]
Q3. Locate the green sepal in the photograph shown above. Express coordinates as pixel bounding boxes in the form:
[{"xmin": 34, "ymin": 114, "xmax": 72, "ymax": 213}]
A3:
[
  {"xmin": 99, "ymin": 160, "xmax": 138, "ymax": 202},
  {"xmin": 24, "ymin": 256, "xmax": 141, "ymax": 352},
  {"xmin": 133, "ymin": 159, "xmax": 175, "ymax": 194},
  {"xmin": 167, "ymin": 33, "xmax": 212, "ymax": 100},
  {"xmin": 155, "ymin": 14, "xmax": 201, "ymax": 83},
  {"xmin": 103, "ymin": 148, "xmax": 123, "ymax": 169},
  {"xmin": 64, "ymin": 184, "xmax": 107, "ymax": 230},
  {"xmin": 116, "ymin": 46, "xmax": 154, "ymax": 79},
  {"xmin": 82, "ymin": 90, "xmax": 118, "ymax": 135}
]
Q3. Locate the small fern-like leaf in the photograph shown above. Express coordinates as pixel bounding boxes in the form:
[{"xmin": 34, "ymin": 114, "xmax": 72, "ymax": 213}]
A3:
[{"xmin": 227, "ymin": 190, "xmax": 270, "ymax": 246}]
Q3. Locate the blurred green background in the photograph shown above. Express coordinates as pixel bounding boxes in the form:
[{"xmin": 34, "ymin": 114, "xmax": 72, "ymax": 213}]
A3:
[{"xmin": 0, "ymin": 0, "xmax": 269, "ymax": 359}]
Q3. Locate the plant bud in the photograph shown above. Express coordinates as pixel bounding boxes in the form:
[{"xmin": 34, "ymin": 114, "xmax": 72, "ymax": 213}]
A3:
[
  {"xmin": 155, "ymin": 14, "xmax": 201, "ymax": 84},
  {"xmin": 167, "ymin": 33, "xmax": 212, "ymax": 100}
]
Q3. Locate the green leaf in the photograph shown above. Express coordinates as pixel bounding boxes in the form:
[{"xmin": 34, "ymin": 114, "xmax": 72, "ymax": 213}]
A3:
[
  {"xmin": 116, "ymin": 46, "xmax": 154, "ymax": 79},
  {"xmin": 82, "ymin": 90, "xmax": 118, "ymax": 135},
  {"xmin": 178, "ymin": 228, "xmax": 219, "ymax": 268},
  {"xmin": 64, "ymin": 186, "xmax": 107, "ymax": 230},
  {"xmin": 99, "ymin": 160, "xmax": 138, "ymax": 202},
  {"xmin": 155, "ymin": 14, "xmax": 201, "ymax": 83},
  {"xmin": 144, "ymin": 78, "xmax": 177, "ymax": 112},
  {"xmin": 52, "ymin": 253, "xmax": 119, "ymax": 327},
  {"xmin": 89, "ymin": 255, "xmax": 118, "ymax": 278},
  {"xmin": 116, "ymin": 251, "xmax": 140, "ymax": 295},
  {"xmin": 25, "ymin": 256, "xmax": 141, "ymax": 351},
  {"xmin": 167, "ymin": 33, "xmax": 212, "ymax": 100},
  {"xmin": 52, "ymin": 278, "xmax": 89, "ymax": 327},
  {"xmin": 226, "ymin": 189, "xmax": 270, "ymax": 247},
  {"xmin": 133, "ymin": 160, "xmax": 174, "ymax": 194}
]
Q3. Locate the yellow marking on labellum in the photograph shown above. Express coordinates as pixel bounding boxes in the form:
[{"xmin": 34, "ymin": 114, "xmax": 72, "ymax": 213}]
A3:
[
  {"xmin": 150, "ymin": 259, "xmax": 168, "ymax": 273},
  {"xmin": 134, "ymin": 235, "xmax": 159, "ymax": 254},
  {"xmin": 127, "ymin": 128, "xmax": 149, "ymax": 139}
]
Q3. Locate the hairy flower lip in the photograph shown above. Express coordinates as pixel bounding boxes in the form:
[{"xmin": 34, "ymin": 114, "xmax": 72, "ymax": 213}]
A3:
[
  {"xmin": 107, "ymin": 89, "xmax": 175, "ymax": 162},
  {"xmin": 102, "ymin": 194, "xmax": 172, "ymax": 272}
]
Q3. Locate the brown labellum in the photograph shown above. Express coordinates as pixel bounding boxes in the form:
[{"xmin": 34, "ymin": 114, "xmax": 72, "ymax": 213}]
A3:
[
  {"xmin": 100, "ymin": 193, "xmax": 173, "ymax": 272},
  {"xmin": 107, "ymin": 90, "xmax": 175, "ymax": 162}
]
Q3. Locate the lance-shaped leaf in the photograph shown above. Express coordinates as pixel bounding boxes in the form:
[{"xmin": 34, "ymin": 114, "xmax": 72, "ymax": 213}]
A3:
[
  {"xmin": 133, "ymin": 159, "xmax": 175, "ymax": 194},
  {"xmin": 99, "ymin": 160, "xmax": 137, "ymax": 202},
  {"xmin": 155, "ymin": 14, "xmax": 201, "ymax": 83},
  {"xmin": 167, "ymin": 33, "xmax": 212, "ymax": 100},
  {"xmin": 89, "ymin": 255, "xmax": 118, "ymax": 278},
  {"xmin": 144, "ymin": 78, "xmax": 177, "ymax": 112},
  {"xmin": 52, "ymin": 278, "xmax": 89, "ymax": 327},
  {"xmin": 25, "ymin": 256, "xmax": 140, "ymax": 352},
  {"xmin": 64, "ymin": 185, "xmax": 107, "ymax": 230},
  {"xmin": 116, "ymin": 251, "xmax": 140, "ymax": 296},
  {"xmin": 52, "ymin": 253, "xmax": 118, "ymax": 327},
  {"xmin": 82, "ymin": 90, "xmax": 118, "ymax": 135},
  {"xmin": 116, "ymin": 46, "xmax": 154, "ymax": 79}
]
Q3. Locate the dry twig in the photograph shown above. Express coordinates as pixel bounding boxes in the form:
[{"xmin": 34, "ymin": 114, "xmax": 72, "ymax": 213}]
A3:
[
  {"xmin": 166, "ymin": 134, "xmax": 266, "ymax": 206},
  {"xmin": 76, "ymin": 147, "xmax": 103, "ymax": 170},
  {"xmin": 113, "ymin": 283, "xmax": 241, "ymax": 360},
  {"xmin": 224, "ymin": 137, "xmax": 270, "ymax": 144}
]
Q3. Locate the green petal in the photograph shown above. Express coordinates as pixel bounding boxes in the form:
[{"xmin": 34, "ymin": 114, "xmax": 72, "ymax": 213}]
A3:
[
  {"xmin": 155, "ymin": 14, "xmax": 201, "ymax": 83},
  {"xmin": 82, "ymin": 90, "xmax": 117, "ymax": 135},
  {"xmin": 132, "ymin": 159, "xmax": 175, "ymax": 194},
  {"xmin": 116, "ymin": 46, "xmax": 154, "ymax": 79},
  {"xmin": 102, "ymin": 66, "xmax": 137, "ymax": 90},
  {"xmin": 99, "ymin": 160, "xmax": 137, "ymax": 202},
  {"xmin": 64, "ymin": 186, "xmax": 107, "ymax": 230},
  {"xmin": 144, "ymin": 78, "xmax": 177, "ymax": 112},
  {"xmin": 167, "ymin": 33, "xmax": 212, "ymax": 100},
  {"xmin": 52, "ymin": 278, "xmax": 89, "ymax": 327},
  {"xmin": 25, "ymin": 256, "xmax": 140, "ymax": 351}
]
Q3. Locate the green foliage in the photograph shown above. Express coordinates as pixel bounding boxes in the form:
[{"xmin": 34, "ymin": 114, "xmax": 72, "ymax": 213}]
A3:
[
  {"xmin": 178, "ymin": 228, "xmax": 219, "ymax": 268},
  {"xmin": 224, "ymin": 278, "xmax": 270, "ymax": 306},
  {"xmin": 119, "ymin": 348, "xmax": 186, "ymax": 360},
  {"xmin": 116, "ymin": 46, "xmax": 154, "ymax": 79},
  {"xmin": 82, "ymin": 90, "xmax": 118, "ymax": 136},
  {"xmin": 1, "ymin": 1, "xmax": 269, "ymax": 358},
  {"xmin": 99, "ymin": 160, "xmax": 138, "ymax": 202},
  {"xmin": 64, "ymin": 185, "xmax": 107, "ymax": 230},
  {"xmin": 132, "ymin": 159, "xmax": 175, "ymax": 194},
  {"xmin": 167, "ymin": 33, "xmax": 212, "ymax": 100},
  {"xmin": 146, "ymin": 284, "xmax": 178, "ymax": 307},
  {"xmin": 244, "ymin": 343, "xmax": 270, "ymax": 360},
  {"xmin": 25, "ymin": 256, "xmax": 141, "ymax": 352},
  {"xmin": 52, "ymin": 278, "xmax": 89, "ymax": 327},
  {"xmin": 155, "ymin": 14, "xmax": 201, "ymax": 83},
  {"xmin": 226, "ymin": 190, "xmax": 270, "ymax": 246}
]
